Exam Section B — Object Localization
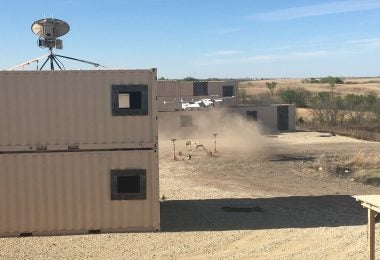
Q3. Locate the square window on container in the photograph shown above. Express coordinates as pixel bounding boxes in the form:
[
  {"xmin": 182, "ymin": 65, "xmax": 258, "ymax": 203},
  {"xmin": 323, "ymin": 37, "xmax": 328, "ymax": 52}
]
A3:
[
  {"xmin": 111, "ymin": 169, "xmax": 147, "ymax": 200},
  {"xmin": 193, "ymin": 82, "xmax": 208, "ymax": 96},
  {"xmin": 112, "ymin": 85, "xmax": 148, "ymax": 116},
  {"xmin": 223, "ymin": 85, "xmax": 235, "ymax": 97},
  {"xmin": 247, "ymin": 111, "xmax": 258, "ymax": 121}
]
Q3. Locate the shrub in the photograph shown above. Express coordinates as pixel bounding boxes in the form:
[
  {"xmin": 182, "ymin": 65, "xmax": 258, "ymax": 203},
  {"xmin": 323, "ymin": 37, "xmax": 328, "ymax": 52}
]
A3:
[
  {"xmin": 320, "ymin": 76, "xmax": 344, "ymax": 84},
  {"xmin": 278, "ymin": 87, "xmax": 311, "ymax": 107},
  {"xmin": 183, "ymin": 77, "xmax": 199, "ymax": 81},
  {"xmin": 303, "ymin": 76, "xmax": 344, "ymax": 84}
]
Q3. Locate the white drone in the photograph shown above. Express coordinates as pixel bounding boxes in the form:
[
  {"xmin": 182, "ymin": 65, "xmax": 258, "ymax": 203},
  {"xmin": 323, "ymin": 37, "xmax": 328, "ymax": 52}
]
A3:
[{"xmin": 164, "ymin": 96, "xmax": 235, "ymax": 110}]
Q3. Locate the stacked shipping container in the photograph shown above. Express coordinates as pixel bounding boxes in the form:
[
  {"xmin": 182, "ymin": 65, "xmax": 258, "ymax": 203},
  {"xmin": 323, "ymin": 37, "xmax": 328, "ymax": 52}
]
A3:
[
  {"xmin": 157, "ymin": 80, "xmax": 238, "ymax": 111},
  {"xmin": 0, "ymin": 69, "xmax": 159, "ymax": 237},
  {"xmin": 157, "ymin": 80, "xmax": 295, "ymax": 132}
]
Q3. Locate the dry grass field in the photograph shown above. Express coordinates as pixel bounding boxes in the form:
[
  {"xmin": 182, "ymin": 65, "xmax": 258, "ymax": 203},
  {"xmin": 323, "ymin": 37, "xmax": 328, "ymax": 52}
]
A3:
[
  {"xmin": 1, "ymin": 131, "xmax": 380, "ymax": 259},
  {"xmin": 241, "ymin": 77, "xmax": 380, "ymax": 143},
  {"xmin": 239, "ymin": 77, "xmax": 380, "ymax": 96}
]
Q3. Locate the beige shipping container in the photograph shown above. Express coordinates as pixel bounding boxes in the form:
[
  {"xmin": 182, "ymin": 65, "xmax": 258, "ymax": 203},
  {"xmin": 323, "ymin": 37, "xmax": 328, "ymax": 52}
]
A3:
[
  {"xmin": 178, "ymin": 81, "xmax": 193, "ymax": 96},
  {"xmin": 0, "ymin": 70, "xmax": 157, "ymax": 152},
  {"xmin": 208, "ymin": 81, "xmax": 238, "ymax": 106},
  {"xmin": 157, "ymin": 80, "xmax": 179, "ymax": 97},
  {"xmin": 158, "ymin": 97, "xmax": 182, "ymax": 112},
  {"xmin": 0, "ymin": 149, "xmax": 159, "ymax": 237},
  {"xmin": 157, "ymin": 80, "xmax": 238, "ymax": 112},
  {"xmin": 158, "ymin": 96, "xmax": 232, "ymax": 112},
  {"xmin": 157, "ymin": 80, "xmax": 237, "ymax": 106},
  {"xmin": 157, "ymin": 80, "xmax": 193, "ymax": 97}
]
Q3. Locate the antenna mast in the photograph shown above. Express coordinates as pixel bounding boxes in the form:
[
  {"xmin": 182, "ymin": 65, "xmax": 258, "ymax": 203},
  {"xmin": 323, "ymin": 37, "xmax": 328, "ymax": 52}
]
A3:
[{"xmin": 8, "ymin": 18, "xmax": 105, "ymax": 70}]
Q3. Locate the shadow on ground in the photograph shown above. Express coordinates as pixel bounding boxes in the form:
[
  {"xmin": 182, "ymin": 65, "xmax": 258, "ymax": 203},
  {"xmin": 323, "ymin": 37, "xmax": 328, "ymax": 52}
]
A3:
[
  {"xmin": 161, "ymin": 195, "xmax": 366, "ymax": 232},
  {"xmin": 270, "ymin": 154, "xmax": 316, "ymax": 162}
]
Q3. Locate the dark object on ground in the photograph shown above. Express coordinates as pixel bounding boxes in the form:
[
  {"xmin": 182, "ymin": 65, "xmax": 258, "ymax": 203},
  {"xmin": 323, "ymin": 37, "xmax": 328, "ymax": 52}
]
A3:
[{"xmin": 222, "ymin": 205, "xmax": 263, "ymax": 213}]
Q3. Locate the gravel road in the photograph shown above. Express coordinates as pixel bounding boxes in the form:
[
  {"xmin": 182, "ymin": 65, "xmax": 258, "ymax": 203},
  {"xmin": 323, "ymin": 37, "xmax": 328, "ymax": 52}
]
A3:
[{"xmin": 1, "ymin": 131, "xmax": 380, "ymax": 259}]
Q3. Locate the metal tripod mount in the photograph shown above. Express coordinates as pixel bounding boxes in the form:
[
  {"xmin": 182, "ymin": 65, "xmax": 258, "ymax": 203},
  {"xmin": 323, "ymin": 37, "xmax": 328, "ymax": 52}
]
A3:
[{"xmin": 38, "ymin": 48, "xmax": 103, "ymax": 70}]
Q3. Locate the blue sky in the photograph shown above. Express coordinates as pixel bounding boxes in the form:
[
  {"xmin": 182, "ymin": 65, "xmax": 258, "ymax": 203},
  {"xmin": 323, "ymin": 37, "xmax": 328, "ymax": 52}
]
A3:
[{"xmin": 1, "ymin": 0, "xmax": 380, "ymax": 79}]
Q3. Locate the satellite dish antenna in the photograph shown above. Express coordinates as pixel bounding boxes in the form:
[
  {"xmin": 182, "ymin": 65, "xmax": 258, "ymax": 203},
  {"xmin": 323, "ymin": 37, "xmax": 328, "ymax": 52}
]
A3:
[
  {"xmin": 31, "ymin": 18, "xmax": 70, "ymax": 51},
  {"xmin": 8, "ymin": 18, "xmax": 105, "ymax": 70},
  {"xmin": 31, "ymin": 18, "xmax": 70, "ymax": 38}
]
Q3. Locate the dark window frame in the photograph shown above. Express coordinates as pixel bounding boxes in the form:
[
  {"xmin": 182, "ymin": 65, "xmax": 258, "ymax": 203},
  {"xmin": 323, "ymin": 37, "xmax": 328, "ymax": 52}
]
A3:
[
  {"xmin": 111, "ymin": 85, "xmax": 148, "ymax": 116},
  {"xmin": 193, "ymin": 82, "xmax": 208, "ymax": 96},
  {"xmin": 111, "ymin": 169, "xmax": 147, "ymax": 200},
  {"xmin": 247, "ymin": 111, "xmax": 258, "ymax": 121},
  {"xmin": 222, "ymin": 85, "xmax": 235, "ymax": 97}
]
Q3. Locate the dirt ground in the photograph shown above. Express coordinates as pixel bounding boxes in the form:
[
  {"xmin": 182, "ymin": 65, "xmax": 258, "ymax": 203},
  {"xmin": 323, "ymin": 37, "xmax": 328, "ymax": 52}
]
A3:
[{"xmin": 1, "ymin": 131, "xmax": 380, "ymax": 259}]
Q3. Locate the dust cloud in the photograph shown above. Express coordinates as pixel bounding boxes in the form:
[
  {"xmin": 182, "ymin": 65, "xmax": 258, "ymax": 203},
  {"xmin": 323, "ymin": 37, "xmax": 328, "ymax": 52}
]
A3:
[{"xmin": 159, "ymin": 110, "xmax": 268, "ymax": 156}]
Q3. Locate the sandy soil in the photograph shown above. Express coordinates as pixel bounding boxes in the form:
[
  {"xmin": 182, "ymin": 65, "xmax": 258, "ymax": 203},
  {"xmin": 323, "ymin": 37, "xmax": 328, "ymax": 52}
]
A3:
[{"xmin": 1, "ymin": 131, "xmax": 380, "ymax": 259}]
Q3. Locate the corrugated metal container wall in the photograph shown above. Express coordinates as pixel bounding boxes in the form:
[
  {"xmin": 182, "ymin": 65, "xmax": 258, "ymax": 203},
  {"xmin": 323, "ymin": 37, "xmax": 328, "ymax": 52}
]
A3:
[
  {"xmin": 157, "ymin": 80, "xmax": 179, "ymax": 97},
  {"xmin": 158, "ymin": 97, "xmax": 182, "ymax": 112},
  {"xmin": 0, "ymin": 150, "xmax": 159, "ymax": 237},
  {"xmin": 156, "ymin": 81, "xmax": 192, "ymax": 97},
  {"xmin": 178, "ymin": 81, "xmax": 193, "ymax": 96},
  {"xmin": 157, "ymin": 81, "xmax": 192, "ymax": 111},
  {"xmin": 158, "ymin": 96, "xmax": 230, "ymax": 112},
  {"xmin": 0, "ymin": 70, "xmax": 157, "ymax": 151},
  {"xmin": 208, "ymin": 81, "xmax": 238, "ymax": 106},
  {"xmin": 208, "ymin": 81, "xmax": 224, "ymax": 96}
]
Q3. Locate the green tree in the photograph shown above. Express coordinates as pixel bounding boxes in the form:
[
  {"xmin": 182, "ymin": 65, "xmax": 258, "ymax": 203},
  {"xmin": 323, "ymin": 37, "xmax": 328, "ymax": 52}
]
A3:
[
  {"xmin": 310, "ymin": 78, "xmax": 320, "ymax": 83},
  {"xmin": 279, "ymin": 87, "xmax": 311, "ymax": 107},
  {"xmin": 320, "ymin": 76, "xmax": 344, "ymax": 84},
  {"xmin": 183, "ymin": 77, "xmax": 198, "ymax": 81}
]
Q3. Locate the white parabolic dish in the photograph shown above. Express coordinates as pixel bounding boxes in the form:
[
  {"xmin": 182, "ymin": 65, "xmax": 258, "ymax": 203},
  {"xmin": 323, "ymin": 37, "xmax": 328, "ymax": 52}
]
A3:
[{"xmin": 31, "ymin": 18, "xmax": 70, "ymax": 38}]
